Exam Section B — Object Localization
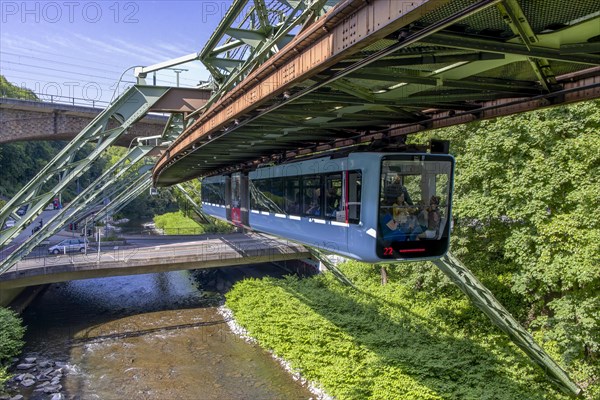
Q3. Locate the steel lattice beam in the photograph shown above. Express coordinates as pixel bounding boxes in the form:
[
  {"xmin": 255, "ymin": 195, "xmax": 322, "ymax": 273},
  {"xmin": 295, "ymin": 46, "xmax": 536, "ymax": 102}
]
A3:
[
  {"xmin": 175, "ymin": 183, "xmax": 213, "ymax": 225},
  {"xmin": 92, "ymin": 170, "xmax": 153, "ymax": 222},
  {"xmin": 0, "ymin": 145, "xmax": 158, "ymax": 274},
  {"xmin": 0, "ymin": 85, "xmax": 171, "ymax": 247},
  {"xmin": 198, "ymin": 0, "xmax": 335, "ymax": 112},
  {"xmin": 433, "ymin": 253, "xmax": 581, "ymax": 396}
]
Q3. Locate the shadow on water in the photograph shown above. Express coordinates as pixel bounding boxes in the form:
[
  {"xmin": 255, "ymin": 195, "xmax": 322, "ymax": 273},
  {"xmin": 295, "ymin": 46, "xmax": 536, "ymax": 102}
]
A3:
[{"xmin": 274, "ymin": 275, "xmax": 550, "ymax": 400}]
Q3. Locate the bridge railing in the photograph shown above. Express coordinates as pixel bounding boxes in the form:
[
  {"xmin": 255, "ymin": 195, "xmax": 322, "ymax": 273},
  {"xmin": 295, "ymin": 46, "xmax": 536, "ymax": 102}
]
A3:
[
  {"xmin": 0, "ymin": 234, "xmax": 309, "ymax": 275},
  {"xmin": 0, "ymin": 91, "xmax": 111, "ymax": 109}
]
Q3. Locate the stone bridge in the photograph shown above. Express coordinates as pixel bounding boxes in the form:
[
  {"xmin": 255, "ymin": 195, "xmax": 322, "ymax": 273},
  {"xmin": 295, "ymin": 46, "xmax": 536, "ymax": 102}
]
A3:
[{"xmin": 0, "ymin": 97, "xmax": 168, "ymax": 146}]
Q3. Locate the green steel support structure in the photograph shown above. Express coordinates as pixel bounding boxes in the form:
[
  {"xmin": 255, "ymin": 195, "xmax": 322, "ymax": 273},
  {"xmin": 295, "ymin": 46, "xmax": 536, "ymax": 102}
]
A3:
[
  {"xmin": 0, "ymin": 145, "xmax": 160, "ymax": 274},
  {"xmin": 0, "ymin": 0, "xmax": 590, "ymax": 394},
  {"xmin": 175, "ymin": 183, "xmax": 213, "ymax": 225},
  {"xmin": 433, "ymin": 253, "xmax": 581, "ymax": 396},
  {"xmin": 197, "ymin": 0, "xmax": 336, "ymax": 113},
  {"xmin": 91, "ymin": 169, "xmax": 153, "ymax": 223},
  {"xmin": 0, "ymin": 85, "xmax": 171, "ymax": 248}
]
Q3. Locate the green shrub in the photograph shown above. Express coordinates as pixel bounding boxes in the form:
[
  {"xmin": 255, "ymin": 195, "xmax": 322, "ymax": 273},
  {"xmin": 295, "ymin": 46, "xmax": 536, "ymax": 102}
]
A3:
[
  {"xmin": 0, "ymin": 307, "xmax": 25, "ymax": 386},
  {"xmin": 0, "ymin": 307, "xmax": 24, "ymax": 362},
  {"xmin": 154, "ymin": 211, "xmax": 203, "ymax": 235}
]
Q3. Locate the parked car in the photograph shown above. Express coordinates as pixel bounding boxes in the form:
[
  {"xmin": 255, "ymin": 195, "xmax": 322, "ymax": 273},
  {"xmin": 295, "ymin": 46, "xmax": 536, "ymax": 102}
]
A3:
[
  {"xmin": 4, "ymin": 219, "xmax": 15, "ymax": 228},
  {"xmin": 16, "ymin": 206, "xmax": 28, "ymax": 216},
  {"xmin": 48, "ymin": 238, "xmax": 88, "ymax": 255}
]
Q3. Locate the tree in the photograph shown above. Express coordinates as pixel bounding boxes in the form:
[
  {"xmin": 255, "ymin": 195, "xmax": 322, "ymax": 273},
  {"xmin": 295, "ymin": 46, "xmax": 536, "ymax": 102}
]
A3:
[{"xmin": 406, "ymin": 100, "xmax": 600, "ymax": 372}]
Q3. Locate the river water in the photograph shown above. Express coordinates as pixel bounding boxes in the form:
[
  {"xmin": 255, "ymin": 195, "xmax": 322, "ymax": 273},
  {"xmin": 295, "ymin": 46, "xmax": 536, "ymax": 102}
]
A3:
[{"xmin": 16, "ymin": 266, "xmax": 314, "ymax": 399}]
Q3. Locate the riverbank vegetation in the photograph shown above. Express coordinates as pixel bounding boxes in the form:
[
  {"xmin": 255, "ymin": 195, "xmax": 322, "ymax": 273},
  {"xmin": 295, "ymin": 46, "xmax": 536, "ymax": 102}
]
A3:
[
  {"xmin": 226, "ymin": 100, "xmax": 599, "ymax": 399},
  {"xmin": 0, "ymin": 307, "xmax": 25, "ymax": 387}
]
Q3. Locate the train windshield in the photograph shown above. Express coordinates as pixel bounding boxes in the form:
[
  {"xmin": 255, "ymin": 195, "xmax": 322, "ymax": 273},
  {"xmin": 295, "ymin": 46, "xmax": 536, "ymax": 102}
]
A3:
[{"xmin": 377, "ymin": 155, "xmax": 454, "ymax": 259}]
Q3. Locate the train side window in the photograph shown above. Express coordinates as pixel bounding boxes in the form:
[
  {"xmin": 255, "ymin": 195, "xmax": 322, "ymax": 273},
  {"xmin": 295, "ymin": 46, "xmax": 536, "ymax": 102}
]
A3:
[
  {"xmin": 271, "ymin": 178, "xmax": 285, "ymax": 212},
  {"xmin": 250, "ymin": 179, "xmax": 269, "ymax": 212},
  {"xmin": 202, "ymin": 181, "xmax": 219, "ymax": 204},
  {"xmin": 284, "ymin": 177, "xmax": 300, "ymax": 215},
  {"xmin": 324, "ymin": 173, "xmax": 342, "ymax": 219},
  {"xmin": 302, "ymin": 175, "xmax": 322, "ymax": 217},
  {"xmin": 218, "ymin": 182, "xmax": 225, "ymax": 206},
  {"xmin": 347, "ymin": 171, "xmax": 361, "ymax": 224}
]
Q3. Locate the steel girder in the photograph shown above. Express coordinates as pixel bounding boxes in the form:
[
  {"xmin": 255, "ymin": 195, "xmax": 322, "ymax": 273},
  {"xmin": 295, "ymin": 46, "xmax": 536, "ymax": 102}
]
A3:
[
  {"xmin": 91, "ymin": 168, "xmax": 153, "ymax": 222},
  {"xmin": 0, "ymin": 85, "xmax": 171, "ymax": 247},
  {"xmin": 198, "ymin": 0, "xmax": 336, "ymax": 112},
  {"xmin": 0, "ymin": 145, "xmax": 160, "ymax": 274},
  {"xmin": 175, "ymin": 183, "xmax": 213, "ymax": 225},
  {"xmin": 433, "ymin": 253, "xmax": 581, "ymax": 396}
]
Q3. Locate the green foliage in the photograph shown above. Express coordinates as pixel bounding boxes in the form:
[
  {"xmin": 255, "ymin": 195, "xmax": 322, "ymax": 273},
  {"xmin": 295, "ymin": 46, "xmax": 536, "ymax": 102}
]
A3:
[
  {"xmin": 225, "ymin": 100, "xmax": 599, "ymax": 398},
  {"xmin": 118, "ymin": 188, "xmax": 178, "ymax": 220},
  {"xmin": 0, "ymin": 366, "xmax": 9, "ymax": 389},
  {"xmin": 402, "ymin": 100, "xmax": 599, "ymax": 393},
  {"xmin": 0, "ymin": 307, "xmax": 25, "ymax": 386},
  {"xmin": 154, "ymin": 211, "xmax": 202, "ymax": 234},
  {"xmin": 0, "ymin": 307, "xmax": 25, "ymax": 362},
  {"xmin": 172, "ymin": 180, "xmax": 202, "ymax": 210},
  {"xmin": 153, "ymin": 211, "xmax": 233, "ymax": 235},
  {"xmin": 0, "ymin": 75, "xmax": 37, "ymax": 100},
  {"xmin": 0, "ymin": 140, "xmax": 108, "ymax": 203},
  {"xmin": 226, "ymin": 261, "xmax": 577, "ymax": 399}
]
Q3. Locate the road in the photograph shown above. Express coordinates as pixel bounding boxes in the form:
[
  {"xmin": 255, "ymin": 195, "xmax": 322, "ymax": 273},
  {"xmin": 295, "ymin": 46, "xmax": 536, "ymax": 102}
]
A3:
[{"xmin": 1, "ymin": 209, "xmax": 60, "ymax": 258}]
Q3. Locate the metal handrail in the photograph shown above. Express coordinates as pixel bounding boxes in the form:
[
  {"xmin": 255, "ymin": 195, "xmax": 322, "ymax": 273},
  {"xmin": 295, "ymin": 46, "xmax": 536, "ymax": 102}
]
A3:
[{"xmin": 0, "ymin": 91, "xmax": 111, "ymax": 109}]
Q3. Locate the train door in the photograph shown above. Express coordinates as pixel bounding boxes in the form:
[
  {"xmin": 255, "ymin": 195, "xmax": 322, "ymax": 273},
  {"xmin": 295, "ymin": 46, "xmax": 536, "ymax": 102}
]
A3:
[
  {"xmin": 230, "ymin": 172, "xmax": 249, "ymax": 226},
  {"xmin": 225, "ymin": 175, "xmax": 232, "ymax": 221},
  {"xmin": 240, "ymin": 173, "xmax": 249, "ymax": 226}
]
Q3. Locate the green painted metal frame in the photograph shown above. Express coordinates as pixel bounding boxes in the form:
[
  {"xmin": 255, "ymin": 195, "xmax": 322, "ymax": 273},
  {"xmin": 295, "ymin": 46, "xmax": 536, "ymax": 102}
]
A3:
[
  {"xmin": 197, "ymin": 0, "xmax": 335, "ymax": 113},
  {"xmin": 433, "ymin": 253, "xmax": 581, "ymax": 396},
  {"xmin": 0, "ymin": 145, "xmax": 156, "ymax": 274},
  {"xmin": 175, "ymin": 183, "xmax": 213, "ymax": 225},
  {"xmin": 0, "ymin": 85, "xmax": 172, "ymax": 248},
  {"xmin": 91, "ymin": 169, "xmax": 153, "ymax": 223}
]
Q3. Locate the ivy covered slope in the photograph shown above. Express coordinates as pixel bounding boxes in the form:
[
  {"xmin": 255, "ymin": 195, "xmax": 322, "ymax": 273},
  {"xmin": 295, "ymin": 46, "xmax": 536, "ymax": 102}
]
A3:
[
  {"xmin": 227, "ymin": 265, "xmax": 569, "ymax": 399},
  {"xmin": 226, "ymin": 100, "xmax": 599, "ymax": 400}
]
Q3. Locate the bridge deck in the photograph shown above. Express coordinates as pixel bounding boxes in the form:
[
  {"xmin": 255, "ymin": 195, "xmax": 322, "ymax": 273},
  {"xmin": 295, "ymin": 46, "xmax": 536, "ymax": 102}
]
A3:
[{"xmin": 0, "ymin": 233, "xmax": 310, "ymax": 289}]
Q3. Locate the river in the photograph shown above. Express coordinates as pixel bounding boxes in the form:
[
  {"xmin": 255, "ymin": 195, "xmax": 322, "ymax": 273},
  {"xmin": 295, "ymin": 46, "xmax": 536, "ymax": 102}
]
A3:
[{"xmin": 12, "ymin": 265, "xmax": 314, "ymax": 399}]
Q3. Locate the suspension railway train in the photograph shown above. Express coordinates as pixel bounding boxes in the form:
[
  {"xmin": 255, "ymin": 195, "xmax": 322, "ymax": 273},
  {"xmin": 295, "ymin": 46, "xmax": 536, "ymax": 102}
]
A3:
[{"xmin": 201, "ymin": 152, "xmax": 454, "ymax": 262}]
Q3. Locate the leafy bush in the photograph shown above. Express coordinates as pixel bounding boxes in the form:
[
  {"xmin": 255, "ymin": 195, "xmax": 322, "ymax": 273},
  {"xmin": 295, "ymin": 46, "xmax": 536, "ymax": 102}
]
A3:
[
  {"xmin": 154, "ymin": 211, "xmax": 203, "ymax": 234},
  {"xmin": 406, "ymin": 101, "xmax": 599, "ymax": 375},
  {"xmin": 0, "ymin": 307, "xmax": 25, "ymax": 386},
  {"xmin": 0, "ymin": 307, "xmax": 24, "ymax": 362}
]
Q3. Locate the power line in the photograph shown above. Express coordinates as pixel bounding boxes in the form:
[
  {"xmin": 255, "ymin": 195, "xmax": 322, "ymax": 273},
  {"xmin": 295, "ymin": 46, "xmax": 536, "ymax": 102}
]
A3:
[
  {"xmin": 1, "ymin": 51, "xmax": 125, "ymax": 75},
  {"xmin": 13, "ymin": 47, "xmax": 130, "ymax": 69},
  {"xmin": 1, "ymin": 72, "xmax": 133, "ymax": 93},
  {"xmin": 1, "ymin": 60, "xmax": 123, "ymax": 81},
  {"xmin": 1, "ymin": 67, "xmax": 135, "ymax": 85},
  {"xmin": 1, "ymin": 50, "xmax": 201, "ymax": 84}
]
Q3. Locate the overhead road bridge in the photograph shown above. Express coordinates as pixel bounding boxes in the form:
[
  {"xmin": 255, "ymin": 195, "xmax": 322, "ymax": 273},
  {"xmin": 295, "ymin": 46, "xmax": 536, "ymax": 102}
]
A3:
[
  {"xmin": 0, "ymin": 233, "xmax": 309, "ymax": 292},
  {"xmin": 153, "ymin": 0, "xmax": 600, "ymax": 185},
  {"xmin": 0, "ymin": 96, "xmax": 168, "ymax": 146}
]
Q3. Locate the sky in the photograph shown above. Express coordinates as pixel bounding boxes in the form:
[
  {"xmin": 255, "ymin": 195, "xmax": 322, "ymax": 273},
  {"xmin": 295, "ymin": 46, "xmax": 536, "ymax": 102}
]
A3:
[{"xmin": 0, "ymin": 0, "xmax": 236, "ymax": 104}]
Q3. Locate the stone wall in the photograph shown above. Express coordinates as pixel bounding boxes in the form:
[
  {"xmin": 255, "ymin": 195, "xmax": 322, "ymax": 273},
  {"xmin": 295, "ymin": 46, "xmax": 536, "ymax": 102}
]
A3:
[{"xmin": 0, "ymin": 100, "xmax": 167, "ymax": 147}]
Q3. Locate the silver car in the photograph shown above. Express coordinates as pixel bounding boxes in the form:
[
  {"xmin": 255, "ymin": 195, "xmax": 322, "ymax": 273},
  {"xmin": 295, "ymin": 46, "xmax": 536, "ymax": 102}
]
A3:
[{"xmin": 48, "ymin": 238, "xmax": 88, "ymax": 254}]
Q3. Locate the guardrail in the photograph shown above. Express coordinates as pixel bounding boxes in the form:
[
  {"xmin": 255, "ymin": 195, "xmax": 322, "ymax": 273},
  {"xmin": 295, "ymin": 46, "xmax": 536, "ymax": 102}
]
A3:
[{"xmin": 1, "ymin": 92, "xmax": 110, "ymax": 109}]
